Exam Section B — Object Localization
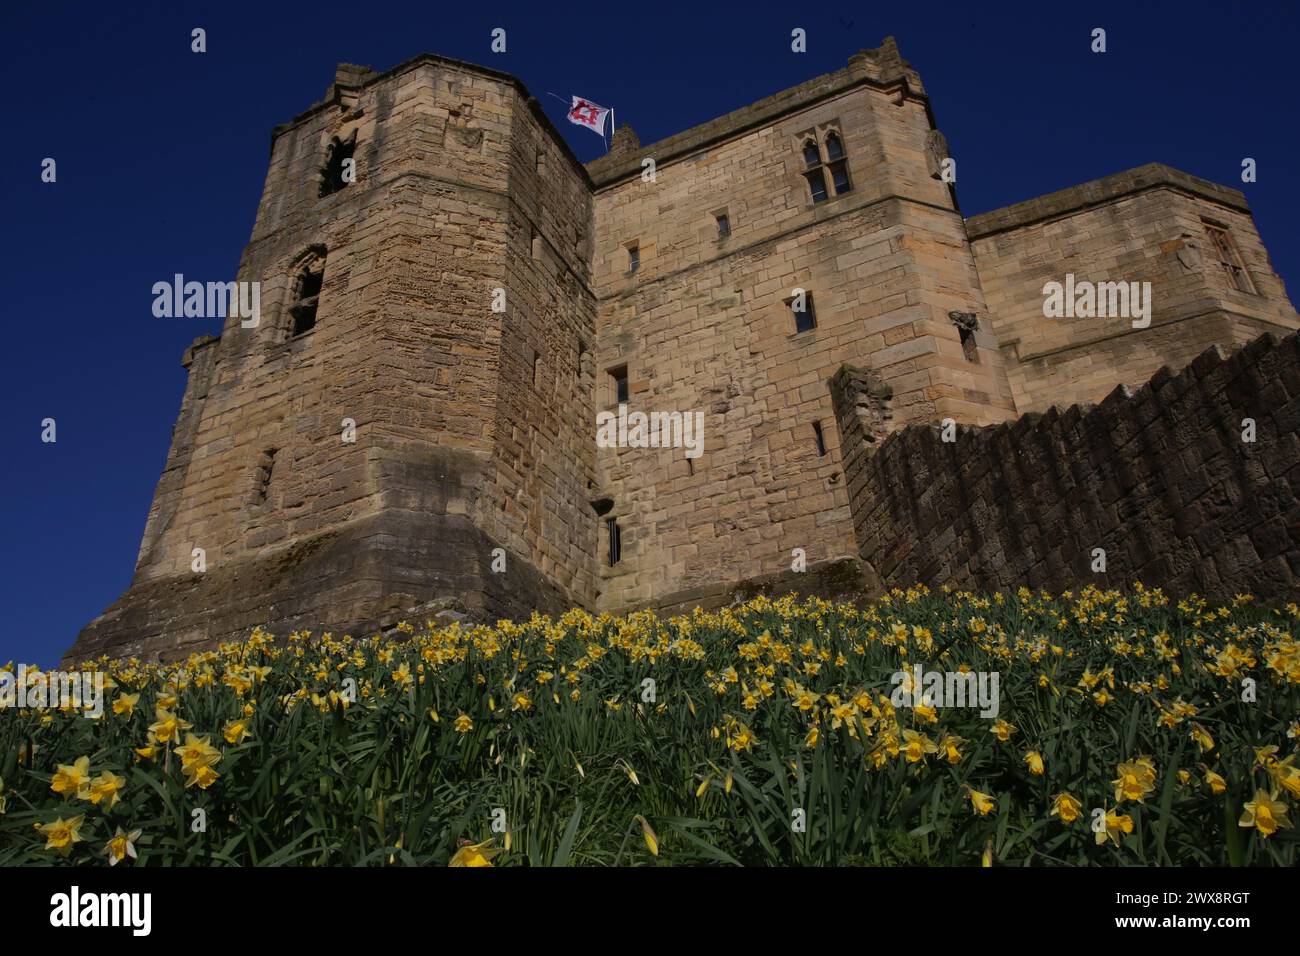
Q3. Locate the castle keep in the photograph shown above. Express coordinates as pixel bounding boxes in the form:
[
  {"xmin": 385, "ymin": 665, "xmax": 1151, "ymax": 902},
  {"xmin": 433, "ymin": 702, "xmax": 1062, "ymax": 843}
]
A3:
[{"xmin": 68, "ymin": 39, "xmax": 1300, "ymax": 663}]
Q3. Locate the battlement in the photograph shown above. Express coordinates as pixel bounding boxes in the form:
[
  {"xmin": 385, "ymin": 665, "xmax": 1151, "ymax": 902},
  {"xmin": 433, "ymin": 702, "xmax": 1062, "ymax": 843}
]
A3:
[
  {"xmin": 268, "ymin": 53, "xmax": 594, "ymax": 186},
  {"xmin": 587, "ymin": 37, "xmax": 926, "ymax": 187},
  {"xmin": 966, "ymin": 162, "xmax": 1252, "ymax": 239}
]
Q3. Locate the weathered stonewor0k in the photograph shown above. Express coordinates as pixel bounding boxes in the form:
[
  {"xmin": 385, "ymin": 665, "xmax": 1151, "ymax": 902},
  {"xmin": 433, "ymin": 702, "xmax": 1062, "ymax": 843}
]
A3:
[{"xmin": 66, "ymin": 38, "xmax": 1300, "ymax": 663}]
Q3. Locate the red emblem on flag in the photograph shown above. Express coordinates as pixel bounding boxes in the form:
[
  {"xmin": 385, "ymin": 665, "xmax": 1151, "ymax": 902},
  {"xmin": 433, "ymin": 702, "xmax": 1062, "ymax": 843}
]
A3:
[{"xmin": 567, "ymin": 96, "xmax": 610, "ymax": 137}]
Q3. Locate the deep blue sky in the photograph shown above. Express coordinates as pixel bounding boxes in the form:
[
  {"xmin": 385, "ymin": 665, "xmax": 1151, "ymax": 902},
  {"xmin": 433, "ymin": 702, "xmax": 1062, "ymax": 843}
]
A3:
[{"xmin": 4, "ymin": 0, "xmax": 1297, "ymax": 666}]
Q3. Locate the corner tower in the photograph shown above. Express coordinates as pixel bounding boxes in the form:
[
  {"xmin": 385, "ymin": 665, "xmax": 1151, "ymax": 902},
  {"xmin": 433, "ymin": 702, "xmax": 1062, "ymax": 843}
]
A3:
[{"xmin": 69, "ymin": 58, "xmax": 599, "ymax": 662}]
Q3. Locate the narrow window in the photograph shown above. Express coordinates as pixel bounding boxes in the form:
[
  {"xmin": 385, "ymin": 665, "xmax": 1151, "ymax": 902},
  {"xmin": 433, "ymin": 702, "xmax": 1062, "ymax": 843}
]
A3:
[
  {"xmin": 824, "ymin": 132, "xmax": 851, "ymax": 194},
  {"xmin": 627, "ymin": 243, "xmax": 640, "ymax": 274},
  {"xmin": 950, "ymin": 311, "xmax": 980, "ymax": 363},
  {"xmin": 802, "ymin": 140, "xmax": 821, "ymax": 167},
  {"xmin": 606, "ymin": 517, "xmax": 622, "ymax": 566},
  {"xmin": 533, "ymin": 352, "xmax": 542, "ymax": 386},
  {"xmin": 319, "ymin": 135, "xmax": 356, "ymax": 197},
  {"xmin": 812, "ymin": 422, "xmax": 827, "ymax": 457},
  {"xmin": 790, "ymin": 292, "xmax": 817, "ymax": 334},
  {"xmin": 959, "ymin": 325, "xmax": 977, "ymax": 362},
  {"xmin": 715, "ymin": 212, "xmax": 731, "ymax": 238},
  {"xmin": 608, "ymin": 365, "xmax": 629, "ymax": 404},
  {"xmin": 531, "ymin": 228, "xmax": 542, "ymax": 260},
  {"xmin": 535, "ymin": 148, "xmax": 546, "ymax": 174},
  {"xmin": 1205, "ymin": 223, "xmax": 1256, "ymax": 294},
  {"xmin": 290, "ymin": 261, "xmax": 323, "ymax": 336},
  {"xmin": 256, "ymin": 449, "xmax": 278, "ymax": 502}
]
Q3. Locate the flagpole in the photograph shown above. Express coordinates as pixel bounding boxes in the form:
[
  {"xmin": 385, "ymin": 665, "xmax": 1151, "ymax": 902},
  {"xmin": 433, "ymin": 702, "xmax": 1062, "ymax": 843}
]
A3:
[{"xmin": 608, "ymin": 108, "xmax": 614, "ymax": 154}]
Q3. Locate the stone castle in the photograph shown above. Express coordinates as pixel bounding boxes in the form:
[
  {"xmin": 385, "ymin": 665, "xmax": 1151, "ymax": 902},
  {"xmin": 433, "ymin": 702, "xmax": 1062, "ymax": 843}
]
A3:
[{"xmin": 67, "ymin": 38, "xmax": 1300, "ymax": 662}]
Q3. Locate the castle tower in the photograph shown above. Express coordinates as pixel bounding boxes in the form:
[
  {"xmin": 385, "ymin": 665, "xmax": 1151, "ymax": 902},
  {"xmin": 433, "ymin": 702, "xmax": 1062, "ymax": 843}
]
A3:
[
  {"xmin": 70, "ymin": 57, "xmax": 600, "ymax": 661},
  {"xmin": 968, "ymin": 164, "xmax": 1300, "ymax": 413},
  {"xmin": 584, "ymin": 39, "xmax": 1017, "ymax": 613}
]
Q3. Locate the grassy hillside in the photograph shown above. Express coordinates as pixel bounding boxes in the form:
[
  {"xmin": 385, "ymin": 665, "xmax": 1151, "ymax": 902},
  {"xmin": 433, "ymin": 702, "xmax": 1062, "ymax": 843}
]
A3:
[{"xmin": 2, "ymin": 585, "xmax": 1297, "ymax": 866}]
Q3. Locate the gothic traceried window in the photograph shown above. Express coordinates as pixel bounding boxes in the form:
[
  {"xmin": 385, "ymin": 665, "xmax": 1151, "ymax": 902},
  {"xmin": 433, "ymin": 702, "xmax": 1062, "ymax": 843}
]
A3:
[
  {"xmin": 1204, "ymin": 222, "xmax": 1256, "ymax": 295},
  {"xmin": 799, "ymin": 126, "xmax": 851, "ymax": 204}
]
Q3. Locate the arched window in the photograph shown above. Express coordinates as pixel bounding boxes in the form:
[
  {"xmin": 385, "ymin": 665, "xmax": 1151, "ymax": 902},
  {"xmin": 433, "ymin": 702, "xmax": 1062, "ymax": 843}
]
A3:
[
  {"xmin": 288, "ymin": 246, "xmax": 326, "ymax": 337},
  {"xmin": 319, "ymin": 135, "xmax": 356, "ymax": 197},
  {"xmin": 798, "ymin": 128, "xmax": 851, "ymax": 204},
  {"xmin": 825, "ymin": 132, "xmax": 844, "ymax": 161}
]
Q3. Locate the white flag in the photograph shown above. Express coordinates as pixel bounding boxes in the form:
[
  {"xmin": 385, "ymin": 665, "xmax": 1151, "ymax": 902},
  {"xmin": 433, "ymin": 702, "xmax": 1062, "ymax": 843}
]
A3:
[{"xmin": 567, "ymin": 96, "xmax": 610, "ymax": 137}]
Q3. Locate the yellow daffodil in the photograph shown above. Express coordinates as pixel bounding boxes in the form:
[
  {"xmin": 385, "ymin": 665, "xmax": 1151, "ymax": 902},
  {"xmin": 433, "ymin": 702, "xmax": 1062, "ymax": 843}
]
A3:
[
  {"xmin": 1096, "ymin": 807, "xmax": 1134, "ymax": 846},
  {"xmin": 1270, "ymin": 756, "xmax": 1300, "ymax": 799},
  {"xmin": 633, "ymin": 814, "xmax": 659, "ymax": 856},
  {"xmin": 50, "ymin": 756, "xmax": 92, "ymax": 800},
  {"xmin": 1254, "ymin": 745, "xmax": 1280, "ymax": 769},
  {"xmin": 1190, "ymin": 723, "xmax": 1215, "ymax": 753},
  {"xmin": 990, "ymin": 719, "xmax": 1016, "ymax": 742},
  {"xmin": 1202, "ymin": 766, "xmax": 1227, "ymax": 795},
  {"xmin": 222, "ymin": 718, "xmax": 251, "ymax": 745},
  {"xmin": 173, "ymin": 734, "xmax": 222, "ymax": 789},
  {"xmin": 86, "ymin": 771, "xmax": 126, "ymax": 811},
  {"xmin": 1239, "ymin": 789, "xmax": 1291, "ymax": 838},
  {"xmin": 1050, "ymin": 792, "xmax": 1083, "ymax": 823},
  {"xmin": 148, "ymin": 707, "xmax": 191, "ymax": 746},
  {"xmin": 968, "ymin": 787, "xmax": 997, "ymax": 816},
  {"xmin": 105, "ymin": 827, "xmax": 142, "ymax": 866},
  {"xmin": 38, "ymin": 814, "xmax": 86, "ymax": 857},
  {"xmin": 448, "ymin": 838, "xmax": 501, "ymax": 867},
  {"xmin": 901, "ymin": 729, "xmax": 937, "ymax": 763},
  {"xmin": 938, "ymin": 733, "xmax": 966, "ymax": 764},
  {"xmin": 1113, "ymin": 759, "xmax": 1157, "ymax": 804}
]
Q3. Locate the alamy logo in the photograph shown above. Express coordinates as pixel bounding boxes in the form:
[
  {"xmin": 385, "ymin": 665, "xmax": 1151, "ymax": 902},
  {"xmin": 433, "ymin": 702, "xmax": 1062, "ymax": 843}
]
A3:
[
  {"xmin": 0, "ymin": 666, "xmax": 104, "ymax": 719},
  {"xmin": 890, "ymin": 664, "xmax": 1000, "ymax": 718},
  {"xmin": 152, "ymin": 274, "xmax": 260, "ymax": 327},
  {"xmin": 596, "ymin": 404, "xmax": 704, "ymax": 459},
  {"xmin": 49, "ymin": 886, "xmax": 151, "ymax": 936},
  {"xmin": 1042, "ymin": 273, "xmax": 1151, "ymax": 328}
]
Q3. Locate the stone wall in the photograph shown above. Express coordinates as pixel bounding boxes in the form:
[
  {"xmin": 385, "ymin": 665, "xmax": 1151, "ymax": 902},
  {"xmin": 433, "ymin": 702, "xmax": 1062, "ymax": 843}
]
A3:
[
  {"xmin": 835, "ymin": 332, "xmax": 1300, "ymax": 599},
  {"xmin": 969, "ymin": 164, "xmax": 1299, "ymax": 413}
]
